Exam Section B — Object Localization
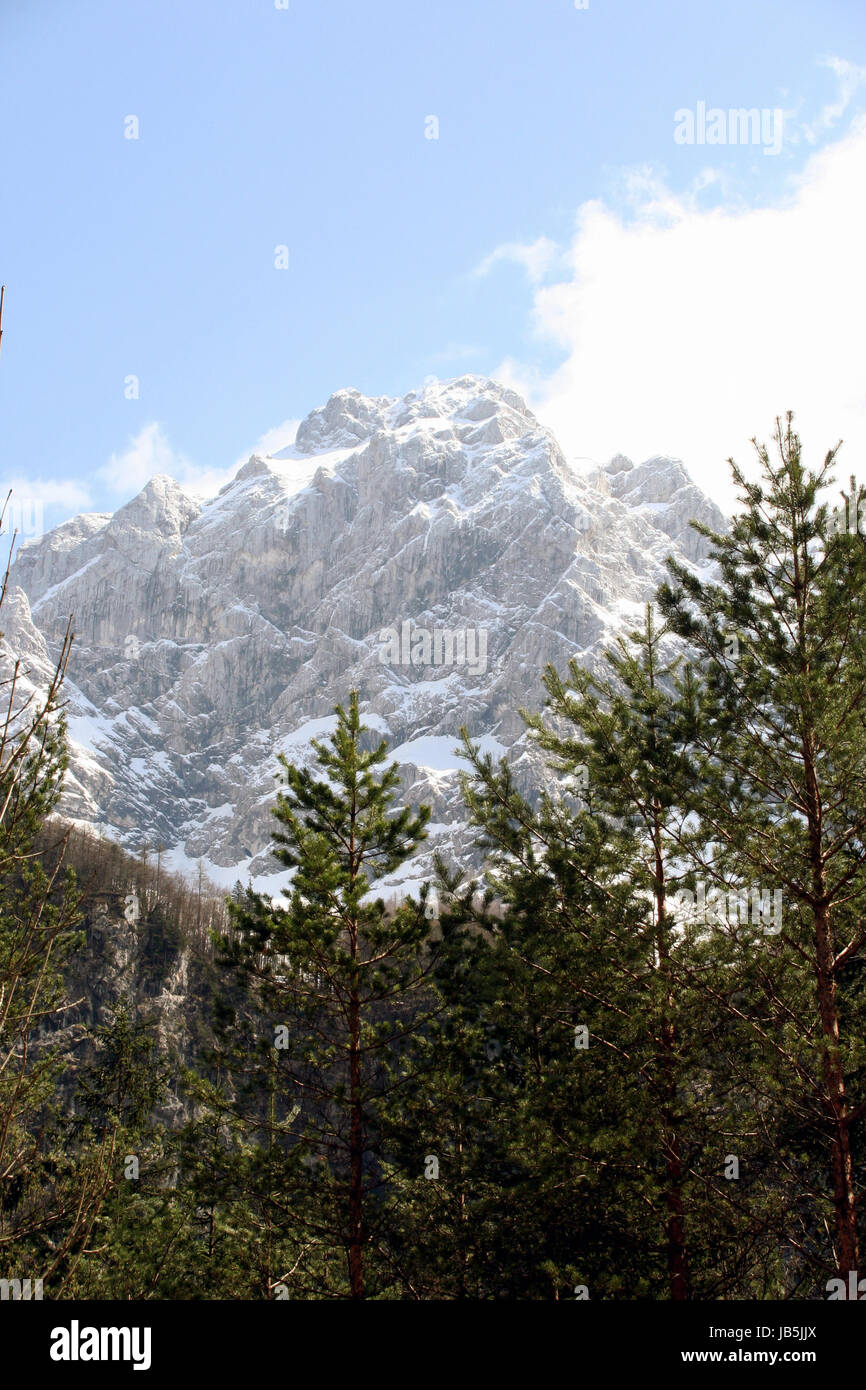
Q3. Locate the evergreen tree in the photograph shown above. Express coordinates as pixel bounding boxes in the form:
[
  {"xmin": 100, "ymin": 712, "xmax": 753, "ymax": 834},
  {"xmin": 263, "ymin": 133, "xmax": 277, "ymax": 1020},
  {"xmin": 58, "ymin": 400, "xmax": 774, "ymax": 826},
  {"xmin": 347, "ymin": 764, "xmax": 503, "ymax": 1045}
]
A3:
[
  {"xmin": 407, "ymin": 601, "xmax": 790, "ymax": 1299},
  {"xmin": 205, "ymin": 691, "xmax": 435, "ymax": 1298},
  {"xmin": 521, "ymin": 606, "xmax": 787, "ymax": 1296},
  {"xmin": 527, "ymin": 606, "xmax": 697, "ymax": 1297},
  {"xmin": 658, "ymin": 414, "xmax": 866, "ymax": 1289},
  {"xmin": 397, "ymin": 722, "xmax": 668, "ymax": 1298},
  {"xmin": 377, "ymin": 880, "xmax": 533, "ymax": 1299}
]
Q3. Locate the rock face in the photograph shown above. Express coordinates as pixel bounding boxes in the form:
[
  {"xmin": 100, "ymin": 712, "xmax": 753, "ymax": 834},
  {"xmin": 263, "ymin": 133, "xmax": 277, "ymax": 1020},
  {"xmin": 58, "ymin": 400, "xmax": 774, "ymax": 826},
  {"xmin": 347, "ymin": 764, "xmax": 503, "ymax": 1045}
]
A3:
[
  {"xmin": 36, "ymin": 886, "xmax": 201, "ymax": 1126},
  {"xmin": 6, "ymin": 376, "xmax": 725, "ymax": 896}
]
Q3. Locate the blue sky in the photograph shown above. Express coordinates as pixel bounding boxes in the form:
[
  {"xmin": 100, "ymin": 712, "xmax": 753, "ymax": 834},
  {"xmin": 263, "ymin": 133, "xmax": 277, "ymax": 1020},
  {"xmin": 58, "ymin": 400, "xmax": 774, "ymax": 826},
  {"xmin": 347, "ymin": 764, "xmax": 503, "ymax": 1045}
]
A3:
[{"xmin": 1, "ymin": 0, "xmax": 865, "ymax": 532}]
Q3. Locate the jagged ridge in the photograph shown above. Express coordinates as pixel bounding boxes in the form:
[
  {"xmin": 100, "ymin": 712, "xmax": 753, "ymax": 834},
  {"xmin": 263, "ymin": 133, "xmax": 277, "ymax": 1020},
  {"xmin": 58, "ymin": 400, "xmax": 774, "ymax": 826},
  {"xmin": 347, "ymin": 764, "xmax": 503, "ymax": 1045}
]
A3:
[{"xmin": 4, "ymin": 376, "xmax": 725, "ymax": 897}]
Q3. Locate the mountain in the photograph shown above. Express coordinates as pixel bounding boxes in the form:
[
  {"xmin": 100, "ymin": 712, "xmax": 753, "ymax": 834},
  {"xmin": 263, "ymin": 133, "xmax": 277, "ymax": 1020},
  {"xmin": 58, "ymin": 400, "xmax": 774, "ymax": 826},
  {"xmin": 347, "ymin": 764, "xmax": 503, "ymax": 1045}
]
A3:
[{"xmin": 3, "ymin": 376, "xmax": 725, "ymax": 897}]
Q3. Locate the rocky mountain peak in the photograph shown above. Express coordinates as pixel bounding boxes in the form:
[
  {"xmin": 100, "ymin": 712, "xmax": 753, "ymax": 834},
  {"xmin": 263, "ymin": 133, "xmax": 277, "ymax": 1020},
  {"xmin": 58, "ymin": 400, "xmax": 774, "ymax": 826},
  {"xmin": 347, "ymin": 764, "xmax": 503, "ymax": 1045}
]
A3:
[
  {"xmin": 232, "ymin": 454, "xmax": 273, "ymax": 484},
  {"xmin": 108, "ymin": 475, "xmax": 200, "ymax": 540},
  {"xmin": 295, "ymin": 388, "xmax": 395, "ymax": 454},
  {"xmin": 605, "ymin": 454, "xmax": 694, "ymax": 505},
  {"xmin": 606, "ymin": 453, "xmax": 634, "ymax": 475},
  {"xmin": 5, "ymin": 376, "xmax": 726, "ymax": 898}
]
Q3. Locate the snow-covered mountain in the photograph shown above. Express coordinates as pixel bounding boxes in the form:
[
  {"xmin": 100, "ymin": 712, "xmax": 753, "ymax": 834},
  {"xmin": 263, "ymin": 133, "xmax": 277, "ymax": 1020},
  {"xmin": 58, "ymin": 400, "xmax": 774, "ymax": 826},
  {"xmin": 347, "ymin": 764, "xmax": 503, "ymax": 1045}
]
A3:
[{"xmin": 3, "ymin": 376, "xmax": 724, "ymax": 896}]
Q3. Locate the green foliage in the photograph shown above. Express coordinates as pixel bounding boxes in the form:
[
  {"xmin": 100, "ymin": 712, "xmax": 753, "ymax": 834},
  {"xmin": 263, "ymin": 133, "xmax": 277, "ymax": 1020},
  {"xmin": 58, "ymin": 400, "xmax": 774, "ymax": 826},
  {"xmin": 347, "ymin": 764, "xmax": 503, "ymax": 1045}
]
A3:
[
  {"xmin": 658, "ymin": 414, "xmax": 866, "ymax": 1286},
  {"xmin": 196, "ymin": 691, "xmax": 437, "ymax": 1298},
  {"xmin": 3, "ymin": 414, "xmax": 864, "ymax": 1301}
]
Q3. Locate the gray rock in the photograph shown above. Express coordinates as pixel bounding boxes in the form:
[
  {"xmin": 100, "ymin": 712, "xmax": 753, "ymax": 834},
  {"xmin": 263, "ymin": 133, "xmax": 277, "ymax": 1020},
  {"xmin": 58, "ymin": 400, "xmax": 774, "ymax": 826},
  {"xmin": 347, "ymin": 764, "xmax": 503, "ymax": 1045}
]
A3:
[{"xmin": 7, "ymin": 376, "xmax": 725, "ymax": 897}]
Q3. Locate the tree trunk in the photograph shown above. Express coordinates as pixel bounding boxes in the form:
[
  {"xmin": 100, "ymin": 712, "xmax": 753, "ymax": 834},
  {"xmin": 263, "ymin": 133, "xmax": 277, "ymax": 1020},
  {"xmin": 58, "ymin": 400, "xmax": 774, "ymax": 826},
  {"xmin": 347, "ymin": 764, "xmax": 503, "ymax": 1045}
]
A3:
[
  {"xmin": 814, "ymin": 904, "xmax": 859, "ymax": 1277},
  {"xmin": 348, "ymin": 986, "xmax": 364, "ymax": 1299},
  {"xmin": 652, "ymin": 739, "xmax": 690, "ymax": 1299},
  {"xmin": 662, "ymin": 1098, "xmax": 689, "ymax": 1300},
  {"xmin": 803, "ymin": 714, "xmax": 859, "ymax": 1279}
]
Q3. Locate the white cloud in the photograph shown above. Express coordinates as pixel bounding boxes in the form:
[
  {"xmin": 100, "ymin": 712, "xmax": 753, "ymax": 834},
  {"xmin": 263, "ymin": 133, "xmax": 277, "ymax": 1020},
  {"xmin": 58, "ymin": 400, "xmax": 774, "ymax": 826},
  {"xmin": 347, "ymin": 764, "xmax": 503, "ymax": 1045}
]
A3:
[
  {"xmin": 100, "ymin": 423, "xmax": 190, "ymax": 495},
  {"xmin": 473, "ymin": 235, "xmax": 564, "ymax": 285},
  {"xmin": 91, "ymin": 416, "xmax": 301, "ymax": 515},
  {"xmin": 0, "ymin": 476, "xmax": 91, "ymax": 512},
  {"xmin": 0, "ymin": 476, "xmax": 93, "ymax": 542},
  {"xmin": 100, "ymin": 417, "xmax": 303, "ymax": 508},
  {"xmin": 799, "ymin": 57, "xmax": 866, "ymax": 143},
  {"xmin": 99, "ymin": 422, "xmax": 237, "ymax": 503},
  {"xmin": 485, "ymin": 115, "xmax": 866, "ymax": 513},
  {"xmin": 235, "ymin": 418, "xmax": 300, "ymax": 465}
]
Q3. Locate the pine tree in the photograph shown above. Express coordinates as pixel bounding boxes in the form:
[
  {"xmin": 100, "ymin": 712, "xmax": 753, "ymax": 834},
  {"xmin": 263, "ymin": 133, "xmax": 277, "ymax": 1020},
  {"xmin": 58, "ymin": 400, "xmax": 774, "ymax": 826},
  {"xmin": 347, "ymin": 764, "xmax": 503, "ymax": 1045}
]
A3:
[
  {"xmin": 404, "ymin": 723, "xmax": 668, "ymax": 1298},
  {"xmin": 523, "ymin": 606, "xmax": 791, "ymax": 1296},
  {"xmin": 377, "ymin": 881, "xmax": 536, "ymax": 1299},
  {"xmin": 659, "ymin": 413, "xmax": 866, "ymax": 1289},
  {"xmin": 527, "ymin": 606, "xmax": 698, "ymax": 1296},
  {"xmin": 412, "ymin": 599, "xmax": 793, "ymax": 1299},
  {"xmin": 207, "ymin": 691, "xmax": 435, "ymax": 1298}
]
